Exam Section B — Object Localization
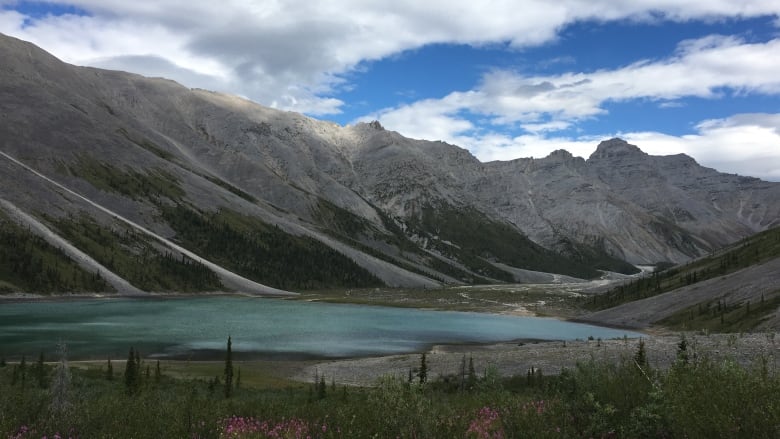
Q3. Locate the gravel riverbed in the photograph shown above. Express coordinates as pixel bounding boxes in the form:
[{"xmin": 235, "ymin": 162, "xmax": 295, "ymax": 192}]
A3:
[{"xmin": 295, "ymin": 332, "xmax": 779, "ymax": 386}]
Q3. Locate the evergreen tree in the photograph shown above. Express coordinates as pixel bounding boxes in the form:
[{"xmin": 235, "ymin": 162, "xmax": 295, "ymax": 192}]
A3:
[
  {"xmin": 223, "ymin": 336, "xmax": 233, "ymax": 398},
  {"xmin": 459, "ymin": 354, "xmax": 466, "ymax": 392},
  {"xmin": 467, "ymin": 355, "xmax": 477, "ymax": 391},
  {"xmin": 124, "ymin": 347, "xmax": 138, "ymax": 394},
  {"xmin": 50, "ymin": 342, "xmax": 70, "ymax": 413},
  {"xmin": 19, "ymin": 355, "xmax": 26, "ymax": 389},
  {"xmin": 235, "ymin": 367, "xmax": 240, "ymax": 390},
  {"xmin": 676, "ymin": 334, "xmax": 689, "ymax": 366},
  {"xmin": 154, "ymin": 360, "xmax": 161, "ymax": 383},
  {"xmin": 312, "ymin": 369, "xmax": 319, "ymax": 398},
  {"xmin": 135, "ymin": 350, "xmax": 142, "ymax": 383},
  {"xmin": 0, "ymin": 356, "xmax": 5, "ymax": 367},
  {"xmin": 317, "ymin": 374, "xmax": 327, "ymax": 400},
  {"xmin": 106, "ymin": 358, "xmax": 113, "ymax": 381},
  {"xmin": 35, "ymin": 351, "xmax": 47, "ymax": 388},
  {"xmin": 634, "ymin": 339, "xmax": 648, "ymax": 368},
  {"xmin": 418, "ymin": 353, "xmax": 428, "ymax": 385}
]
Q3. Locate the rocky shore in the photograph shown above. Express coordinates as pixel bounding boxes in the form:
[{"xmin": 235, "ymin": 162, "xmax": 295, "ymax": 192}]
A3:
[{"xmin": 295, "ymin": 332, "xmax": 779, "ymax": 386}]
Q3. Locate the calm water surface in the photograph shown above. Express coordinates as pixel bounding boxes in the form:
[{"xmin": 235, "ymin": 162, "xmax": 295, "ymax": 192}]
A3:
[{"xmin": 0, "ymin": 297, "xmax": 640, "ymax": 360}]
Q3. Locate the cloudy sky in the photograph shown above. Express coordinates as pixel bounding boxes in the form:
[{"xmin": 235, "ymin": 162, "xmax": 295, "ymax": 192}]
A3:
[{"xmin": 1, "ymin": 1, "xmax": 779, "ymax": 180}]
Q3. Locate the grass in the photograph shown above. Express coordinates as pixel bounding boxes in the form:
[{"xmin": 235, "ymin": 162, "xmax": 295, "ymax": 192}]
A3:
[
  {"xmin": 299, "ymin": 284, "xmax": 586, "ymax": 317},
  {"xmin": 1, "ymin": 341, "xmax": 778, "ymax": 438},
  {"xmin": 68, "ymin": 156, "xmax": 185, "ymax": 202},
  {"xmin": 201, "ymin": 174, "xmax": 258, "ymax": 203},
  {"xmin": 70, "ymin": 359, "xmax": 302, "ymax": 390},
  {"xmin": 313, "ymin": 198, "xmax": 372, "ymax": 237},
  {"xmin": 116, "ymin": 127, "xmax": 175, "ymax": 161}
]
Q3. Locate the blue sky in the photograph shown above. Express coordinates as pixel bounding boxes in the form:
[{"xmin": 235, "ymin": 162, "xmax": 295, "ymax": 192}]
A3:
[{"xmin": 1, "ymin": 1, "xmax": 779, "ymax": 180}]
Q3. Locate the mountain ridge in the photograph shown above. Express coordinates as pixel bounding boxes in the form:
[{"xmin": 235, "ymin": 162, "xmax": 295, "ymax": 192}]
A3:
[{"xmin": 1, "ymin": 32, "xmax": 779, "ymax": 294}]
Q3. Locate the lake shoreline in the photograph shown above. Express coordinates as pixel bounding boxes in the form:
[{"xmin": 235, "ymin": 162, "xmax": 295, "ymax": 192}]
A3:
[
  {"xmin": 293, "ymin": 331, "xmax": 780, "ymax": 386},
  {"xmin": 0, "ymin": 293, "xmax": 642, "ymax": 364},
  {"xmin": 8, "ymin": 332, "xmax": 777, "ymax": 389},
  {"xmin": 0, "ymin": 290, "xmax": 289, "ymax": 303},
  {"xmin": 5, "ymin": 293, "xmax": 775, "ymax": 389},
  {"xmin": 0, "ymin": 289, "xmax": 643, "ymax": 334}
]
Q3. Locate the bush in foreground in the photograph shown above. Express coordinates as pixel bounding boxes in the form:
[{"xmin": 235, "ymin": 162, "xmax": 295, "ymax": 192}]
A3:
[{"xmin": 1, "ymin": 344, "xmax": 778, "ymax": 438}]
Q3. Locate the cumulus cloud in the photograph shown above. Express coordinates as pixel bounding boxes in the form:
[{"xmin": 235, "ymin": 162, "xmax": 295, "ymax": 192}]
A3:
[
  {"xmin": 1, "ymin": 1, "xmax": 779, "ymax": 178},
  {"xmin": 362, "ymin": 34, "xmax": 780, "ymax": 180},
  {"xmin": 621, "ymin": 114, "xmax": 780, "ymax": 180},
  {"xmin": 372, "ymin": 35, "xmax": 780, "ymax": 130},
  {"xmin": 1, "ymin": 0, "xmax": 779, "ymax": 115},
  {"xmin": 449, "ymin": 113, "xmax": 780, "ymax": 181}
]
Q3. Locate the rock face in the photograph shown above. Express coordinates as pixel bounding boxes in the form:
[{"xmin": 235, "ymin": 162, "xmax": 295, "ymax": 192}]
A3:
[{"xmin": 1, "ymin": 33, "xmax": 779, "ymax": 292}]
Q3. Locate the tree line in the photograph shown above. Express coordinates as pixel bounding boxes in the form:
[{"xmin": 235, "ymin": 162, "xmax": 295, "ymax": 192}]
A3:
[
  {"xmin": 162, "ymin": 204, "xmax": 384, "ymax": 290},
  {"xmin": 0, "ymin": 215, "xmax": 110, "ymax": 293}
]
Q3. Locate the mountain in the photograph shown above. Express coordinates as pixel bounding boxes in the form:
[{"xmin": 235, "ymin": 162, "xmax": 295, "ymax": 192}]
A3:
[
  {"xmin": 579, "ymin": 225, "xmax": 780, "ymax": 331},
  {"xmin": 1, "ymin": 33, "xmax": 779, "ymax": 295}
]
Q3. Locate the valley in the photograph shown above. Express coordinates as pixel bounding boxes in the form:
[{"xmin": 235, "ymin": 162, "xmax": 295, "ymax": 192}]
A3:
[
  {"xmin": 2, "ymin": 33, "xmax": 779, "ymax": 298},
  {"xmin": 1, "ymin": 32, "xmax": 779, "ymax": 438}
]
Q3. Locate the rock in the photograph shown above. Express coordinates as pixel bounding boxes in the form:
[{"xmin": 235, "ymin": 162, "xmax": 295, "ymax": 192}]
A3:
[{"xmin": 1, "ymin": 32, "xmax": 778, "ymax": 289}]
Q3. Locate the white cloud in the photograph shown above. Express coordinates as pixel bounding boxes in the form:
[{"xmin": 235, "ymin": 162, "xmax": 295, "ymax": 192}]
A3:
[
  {"xmin": 1, "ymin": 1, "xmax": 779, "ymax": 115},
  {"xmin": 469, "ymin": 134, "xmax": 601, "ymax": 162},
  {"xmin": 450, "ymin": 35, "xmax": 780, "ymax": 125},
  {"xmin": 2, "ymin": 1, "xmax": 779, "ymax": 178},
  {"xmin": 359, "ymin": 34, "xmax": 780, "ymax": 180},
  {"xmin": 620, "ymin": 113, "xmax": 780, "ymax": 180},
  {"xmin": 458, "ymin": 113, "xmax": 780, "ymax": 181},
  {"xmin": 356, "ymin": 93, "xmax": 475, "ymax": 142}
]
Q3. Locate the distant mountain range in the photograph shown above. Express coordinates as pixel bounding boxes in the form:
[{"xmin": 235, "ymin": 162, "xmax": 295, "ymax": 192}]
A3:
[{"xmin": 1, "ymin": 33, "xmax": 779, "ymax": 294}]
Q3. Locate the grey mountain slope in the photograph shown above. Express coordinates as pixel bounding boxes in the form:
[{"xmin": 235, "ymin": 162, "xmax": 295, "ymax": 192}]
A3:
[
  {"xmin": 0, "ymin": 149, "xmax": 292, "ymax": 296},
  {"xmin": 0, "ymin": 197, "xmax": 146, "ymax": 295},
  {"xmin": 579, "ymin": 257, "xmax": 780, "ymax": 329},
  {"xmin": 0, "ymin": 34, "xmax": 434, "ymax": 289},
  {"xmin": 347, "ymin": 131, "xmax": 780, "ymax": 264},
  {"xmin": 1, "ymin": 32, "xmax": 779, "ymax": 293}
]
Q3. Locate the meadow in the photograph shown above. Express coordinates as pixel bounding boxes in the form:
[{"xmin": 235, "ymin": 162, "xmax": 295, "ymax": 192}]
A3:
[{"xmin": 1, "ymin": 338, "xmax": 778, "ymax": 438}]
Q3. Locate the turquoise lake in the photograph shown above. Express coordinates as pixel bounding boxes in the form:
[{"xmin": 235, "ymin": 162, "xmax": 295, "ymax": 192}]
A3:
[{"xmin": 0, "ymin": 297, "xmax": 640, "ymax": 360}]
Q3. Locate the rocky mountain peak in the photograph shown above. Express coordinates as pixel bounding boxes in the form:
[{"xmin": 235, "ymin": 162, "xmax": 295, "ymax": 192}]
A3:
[
  {"xmin": 1, "ymin": 33, "xmax": 779, "ymax": 292},
  {"xmin": 534, "ymin": 148, "xmax": 580, "ymax": 167},
  {"xmin": 588, "ymin": 138, "xmax": 646, "ymax": 160},
  {"xmin": 548, "ymin": 149, "xmax": 573, "ymax": 159}
]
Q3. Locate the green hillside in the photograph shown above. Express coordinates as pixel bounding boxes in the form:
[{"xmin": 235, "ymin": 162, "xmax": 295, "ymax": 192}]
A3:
[
  {"xmin": 0, "ymin": 212, "xmax": 111, "ymax": 293},
  {"xmin": 587, "ymin": 225, "xmax": 780, "ymax": 312}
]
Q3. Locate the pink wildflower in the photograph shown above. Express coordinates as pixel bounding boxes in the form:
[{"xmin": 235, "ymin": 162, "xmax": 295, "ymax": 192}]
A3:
[{"xmin": 466, "ymin": 407, "xmax": 505, "ymax": 439}]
